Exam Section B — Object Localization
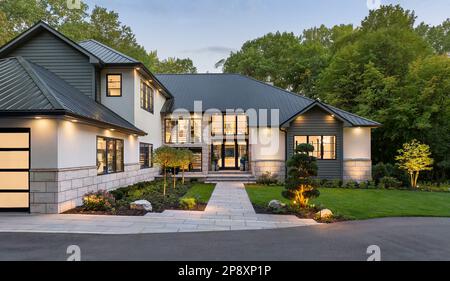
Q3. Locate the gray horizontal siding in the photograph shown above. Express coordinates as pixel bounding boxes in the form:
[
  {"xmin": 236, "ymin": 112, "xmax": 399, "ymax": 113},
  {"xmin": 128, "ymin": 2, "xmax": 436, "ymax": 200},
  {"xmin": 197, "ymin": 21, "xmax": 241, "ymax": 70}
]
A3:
[
  {"xmin": 8, "ymin": 31, "xmax": 94, "ymax": 98},
  {"xmin": 286, "ymin": 107, "xmax": 343, "ymax": 179}
]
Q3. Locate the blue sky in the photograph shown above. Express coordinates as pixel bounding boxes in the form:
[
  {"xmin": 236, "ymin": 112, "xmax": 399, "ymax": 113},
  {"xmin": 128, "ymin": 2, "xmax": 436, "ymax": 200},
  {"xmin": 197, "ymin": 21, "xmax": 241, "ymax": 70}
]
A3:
[{"xmin": 84, "ymin": 0, "xmax": 450, "ymax": 72}]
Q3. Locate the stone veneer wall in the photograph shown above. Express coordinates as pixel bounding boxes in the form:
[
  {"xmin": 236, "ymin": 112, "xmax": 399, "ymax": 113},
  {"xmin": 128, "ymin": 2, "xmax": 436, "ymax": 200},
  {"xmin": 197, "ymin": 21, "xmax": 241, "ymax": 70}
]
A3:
[
  {"xmin": 251, "ymin": 160, "xmax": 286, "ymax": 182},
  {"xmin": 30, "ymin": 164, "xmax": 159, "ymax": 214},
  {"xmin": 343, "ymin": 159, "xmax": 372, "ymax": 182}
]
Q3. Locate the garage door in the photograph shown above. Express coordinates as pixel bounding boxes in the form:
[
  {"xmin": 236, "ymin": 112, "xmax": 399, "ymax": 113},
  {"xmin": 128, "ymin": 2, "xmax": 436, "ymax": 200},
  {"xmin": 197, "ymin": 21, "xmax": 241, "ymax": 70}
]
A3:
[{"xmin": 0, "ymin": 129, "xmax": 30, "ymax": 212}]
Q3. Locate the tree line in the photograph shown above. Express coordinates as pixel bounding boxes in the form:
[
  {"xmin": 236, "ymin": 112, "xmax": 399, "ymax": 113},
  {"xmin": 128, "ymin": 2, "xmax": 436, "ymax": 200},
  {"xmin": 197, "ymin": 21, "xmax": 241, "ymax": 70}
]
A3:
[
  {"xmin": 0, "ymin": 0, "xmax": 197, "ymax": 74},
  {"xmin": 223, "ymin": 5, "xmax": 450, "ymax": 180}
]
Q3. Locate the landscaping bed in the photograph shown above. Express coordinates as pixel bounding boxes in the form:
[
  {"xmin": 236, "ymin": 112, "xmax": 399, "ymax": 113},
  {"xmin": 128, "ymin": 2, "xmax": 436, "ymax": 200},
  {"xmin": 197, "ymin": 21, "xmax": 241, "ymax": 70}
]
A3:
[
  {"xmin": 245, "ymin": 184, "xmax": 450, "ymax": 221},
  {"xmin": 64, "ymin": 180, "xmax": 215, "ymax": 216}
]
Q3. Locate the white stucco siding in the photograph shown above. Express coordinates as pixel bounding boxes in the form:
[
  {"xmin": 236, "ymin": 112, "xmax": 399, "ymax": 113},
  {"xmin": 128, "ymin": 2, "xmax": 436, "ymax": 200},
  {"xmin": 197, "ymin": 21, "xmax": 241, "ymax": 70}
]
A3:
[
  {"xmin": 134, "ymin": 72, "xmax": 165, "ymax": 149},
  {"xmin": 0, "ymin": 118, "xmax": 58, "ymax": 169},
  {"xmin": 100, "ymin": 68, "xmax": 136, "ymax": 124},
  {"xmin": 57, "ymin": 120, "xmax": 139, "ymax": 169},
  {"xmin": 249, "ymin": 128, "xmax": 285, "ymax": 161},
  {"xmin": 343, "ymin": 127, "xmax": 371, "ymax": 160}
]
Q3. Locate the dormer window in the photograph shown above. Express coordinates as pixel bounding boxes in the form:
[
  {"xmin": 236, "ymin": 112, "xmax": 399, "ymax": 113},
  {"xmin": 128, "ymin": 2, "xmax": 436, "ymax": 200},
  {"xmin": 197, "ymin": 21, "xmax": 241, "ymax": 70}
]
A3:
[
  {"xmin": 140, "ymin": 80, "xmax": 154, "ymax": 113},
  {"xmin": 107, "ymin": 74, "xmax": 122, "ymax": 97}
]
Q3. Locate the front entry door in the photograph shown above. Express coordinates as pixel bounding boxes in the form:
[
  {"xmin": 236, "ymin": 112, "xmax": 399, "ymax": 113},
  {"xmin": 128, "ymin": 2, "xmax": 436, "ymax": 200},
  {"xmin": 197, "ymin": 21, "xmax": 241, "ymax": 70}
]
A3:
[
  {"xmin": 212, "ymin": 140, "xmax": 248, "ymax": 170},
  {"xmin": 223, "ymin": 142, "xmax": 237, "ymax": 169}
]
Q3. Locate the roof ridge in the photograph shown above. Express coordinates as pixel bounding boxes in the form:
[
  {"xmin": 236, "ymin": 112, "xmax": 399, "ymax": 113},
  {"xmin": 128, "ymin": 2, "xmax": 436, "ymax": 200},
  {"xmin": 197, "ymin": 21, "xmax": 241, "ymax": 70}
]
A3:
[
  {"xmin": 79, "ymin": 39, "xmax": 138, "ymax": 63},
  {"xmin": 15, "ymin": 57, "xmax": 64, "ymax": 110},
  {"xmin": 233, "ymin": 73, "xmax": 316, "ymax": 103}
]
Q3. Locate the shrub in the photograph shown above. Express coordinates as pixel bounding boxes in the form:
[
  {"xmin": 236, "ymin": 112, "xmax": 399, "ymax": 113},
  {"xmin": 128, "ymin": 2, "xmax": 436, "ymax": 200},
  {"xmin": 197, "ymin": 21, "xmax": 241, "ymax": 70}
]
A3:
[
  {"xmin": 372, "ymin": 162, "xmax": 409, "ymax": 187},
  {"xmin": 82, "ymin": 190, "xmax": 116, "ymax": 211},
  {"xmin": 321, "ymin": 179, "xmax": 343, "ymax": 188},
  {"xmin": 344, "ymin": 180, "xmax": 359, "ymax": 189},
  {"xmin": 257, "ymin": 171, "xmax": 279, "ymax": 185},
  {"xmin": 179, "ymin": 197, "xmax": 197, "ymax": 210},
  {"xmin": 378, "ymin": 176, "xmax": 402, "ymax": 189}
]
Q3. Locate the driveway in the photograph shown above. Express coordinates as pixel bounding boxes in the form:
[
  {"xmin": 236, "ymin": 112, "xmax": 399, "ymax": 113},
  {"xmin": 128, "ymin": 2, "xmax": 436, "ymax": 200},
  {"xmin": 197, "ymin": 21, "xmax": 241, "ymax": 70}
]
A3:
[{"xmin": 1, "ymin": 217, "xmax": 449, "ymax": 261}]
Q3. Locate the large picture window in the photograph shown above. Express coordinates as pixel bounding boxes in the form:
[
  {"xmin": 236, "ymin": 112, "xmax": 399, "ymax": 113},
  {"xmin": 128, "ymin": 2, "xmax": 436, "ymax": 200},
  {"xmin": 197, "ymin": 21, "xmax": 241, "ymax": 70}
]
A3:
[
  {"xmin": 97, "ymin": 137, "xmax": 124, "ymax": 175},
  {"xmin": 140, "ymin": 143, "xmax": 153, "ymax": 169},
  {"xmin": 164, "ymin": 118, "xmax": 202, "ymax": 144},
  {"xmin": 106, "ymin": 74, "xmax": 122, "ymax": 97},
  {"xmin": 294, "ymin": 135, "xmax": 336, "ymax": 160},
  {"xmin": 140, "ymin": 80, "xmax": 154, "ymax": 113}
]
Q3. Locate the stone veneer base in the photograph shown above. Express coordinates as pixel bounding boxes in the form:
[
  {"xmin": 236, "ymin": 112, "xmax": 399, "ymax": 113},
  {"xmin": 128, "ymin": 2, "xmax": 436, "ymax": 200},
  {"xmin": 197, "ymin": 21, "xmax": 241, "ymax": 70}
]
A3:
[
  {"xmin": 251, "ymin": 160, "xmax": 286, "ymax": 182},
  {"xmin": 343, "ymin": 159, "xmax": 372, "ymax": 182},
  {"xmin": 30, "ymin": 164, "xmax": 159, "ymax": 214}
]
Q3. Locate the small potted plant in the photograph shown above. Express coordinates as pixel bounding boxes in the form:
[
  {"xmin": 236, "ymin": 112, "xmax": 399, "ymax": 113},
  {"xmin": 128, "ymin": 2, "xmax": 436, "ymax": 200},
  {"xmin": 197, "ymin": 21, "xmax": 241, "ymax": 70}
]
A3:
[
  {"xmin": 211, "ymin": 154, "xmax": 218, "ymax": 171},
  {"xmin": 240, "ymin": 154, "xmax": 249, "ymax": 171}
]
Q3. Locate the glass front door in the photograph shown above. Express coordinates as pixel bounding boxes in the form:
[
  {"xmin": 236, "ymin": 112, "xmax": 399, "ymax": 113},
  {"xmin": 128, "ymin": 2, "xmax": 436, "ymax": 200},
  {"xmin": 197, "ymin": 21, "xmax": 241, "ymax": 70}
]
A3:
[
  {"xmin": 211, "ymin": 140, "xmax": 248, "ymax": 170},
  {"xmin": 224, "ymin": 142, "xmax": 236, "ymax": 169}
]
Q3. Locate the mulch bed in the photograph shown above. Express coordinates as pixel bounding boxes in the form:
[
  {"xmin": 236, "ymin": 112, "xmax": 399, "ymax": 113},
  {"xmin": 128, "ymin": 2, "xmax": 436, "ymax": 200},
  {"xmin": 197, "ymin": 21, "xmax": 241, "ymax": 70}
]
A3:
[
  {"xmin": 64, "ymin": 203, "xmax": 208, "ymax": 216},
  {"xmin": 252, "ymin": 204, "xmax": 347, "ymax": 223},
  {"xmin": 63, "ymin": 207, "xmax": 147, "ymax": 216}
]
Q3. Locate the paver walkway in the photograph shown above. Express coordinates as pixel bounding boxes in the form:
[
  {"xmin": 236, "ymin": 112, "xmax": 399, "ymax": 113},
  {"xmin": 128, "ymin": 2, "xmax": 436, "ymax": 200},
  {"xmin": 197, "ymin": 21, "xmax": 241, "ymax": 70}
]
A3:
[{"xmin": 0, "ymin": 182, "xmax": 317, "ymax": 234}]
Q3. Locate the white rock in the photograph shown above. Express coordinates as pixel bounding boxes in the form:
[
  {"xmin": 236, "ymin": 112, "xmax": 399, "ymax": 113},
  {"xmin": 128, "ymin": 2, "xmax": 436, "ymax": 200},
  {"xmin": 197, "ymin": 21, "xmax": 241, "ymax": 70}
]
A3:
[
  {"xmin": 130, "ymin": 200, "xmax": 152, "ymax": 212},
  {"xmin": 316, "ymin": 209, "xmax": 333, "ymax": 219},
  {"xmin": 268, "ymin": 200, "xmax": 286, "ymax": 209}
]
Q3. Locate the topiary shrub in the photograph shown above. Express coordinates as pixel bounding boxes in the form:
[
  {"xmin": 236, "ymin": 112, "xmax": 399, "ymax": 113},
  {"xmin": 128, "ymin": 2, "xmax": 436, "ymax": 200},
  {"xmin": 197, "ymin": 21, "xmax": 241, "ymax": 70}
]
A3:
[
  {"xmin": 82, "ymin": 190, "xmax": 116, "ymax": 211},
  {"xmin": 179, "ymin": 197, "xmax": 197, "ymax": 210},
  {"xmin": 378, "ymin": 176, "xmax": 402, "ymax": 189}
]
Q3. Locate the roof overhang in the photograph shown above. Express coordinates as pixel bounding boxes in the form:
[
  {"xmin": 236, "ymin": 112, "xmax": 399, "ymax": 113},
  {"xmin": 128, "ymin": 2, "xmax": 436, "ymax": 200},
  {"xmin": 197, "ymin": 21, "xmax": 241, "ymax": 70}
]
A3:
[
  {"xmin": 281, "ymin": 101, "xmax": 352, "ymax": 128},
  {"xmin": 0, "ymin": 110, "xmax": 147, "ymax": 136}
]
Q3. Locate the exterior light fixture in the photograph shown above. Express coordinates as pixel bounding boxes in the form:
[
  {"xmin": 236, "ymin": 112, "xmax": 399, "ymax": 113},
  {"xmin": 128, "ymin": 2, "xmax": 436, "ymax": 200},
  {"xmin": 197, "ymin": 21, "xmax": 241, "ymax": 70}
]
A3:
[
  {"xmin": 71, "ymin": 119, "xmax": 78, "ymax": 123},
  {"xmin": 136, "ymin": 67, "xmax": 141, "ymax": 71},
  {"xmin": 35, "ymin": 116, "xmax": 42, "ymax": 119},
  {"xmin": 110, "ymin": 129, "xmax": 116, "ymax": 131},
  {"xmin": 331, "ymin": 114, "xmax": 335, "ymax": 118}
]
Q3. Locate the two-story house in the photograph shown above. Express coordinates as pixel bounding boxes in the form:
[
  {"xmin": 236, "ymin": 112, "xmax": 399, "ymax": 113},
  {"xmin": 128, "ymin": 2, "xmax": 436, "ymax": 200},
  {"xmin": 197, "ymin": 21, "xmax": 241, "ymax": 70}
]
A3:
[{"xmin": 0, "ymin": 22, "xmax": 380, "ymax": 214}]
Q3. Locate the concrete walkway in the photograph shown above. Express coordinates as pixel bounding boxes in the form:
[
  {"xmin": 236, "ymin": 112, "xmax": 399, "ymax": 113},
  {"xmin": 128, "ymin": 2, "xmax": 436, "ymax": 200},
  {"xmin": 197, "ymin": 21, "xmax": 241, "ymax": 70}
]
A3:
[{"xmin": 0, "ymin": 182, "xmax": 317, "ymax": 234}]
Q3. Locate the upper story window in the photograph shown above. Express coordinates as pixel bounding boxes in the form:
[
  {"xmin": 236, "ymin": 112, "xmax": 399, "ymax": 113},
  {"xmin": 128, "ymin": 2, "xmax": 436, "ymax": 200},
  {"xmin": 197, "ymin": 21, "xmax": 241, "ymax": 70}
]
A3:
[
  {"xmin": 211, "ymin": 114, "xmax": 248, "ymax": 136},
  {"xmin": 106, "ymin": 74, "xmax": 122, "ymax": 97},
  {"xmin": 294, "ymin": 135, "xmax": 336, "ymax": 160},
  {"xmin": 140, "ymin": 80, "xmax": 154, "ymax": 113},
  {"xmin": 97, "ymin": 136, "xmax": 124, "ymax": 175},
  {"xmin": 165, "ymin": 118, "xmax": 202, "ymax": 144}
]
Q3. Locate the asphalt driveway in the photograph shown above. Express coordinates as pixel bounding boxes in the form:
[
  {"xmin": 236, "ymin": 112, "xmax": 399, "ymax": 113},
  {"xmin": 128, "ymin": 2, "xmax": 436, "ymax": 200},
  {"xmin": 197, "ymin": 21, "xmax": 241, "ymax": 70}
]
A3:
[{"xmin": 0, "ymin": 217, "xmax": 449, "ymax": 261}]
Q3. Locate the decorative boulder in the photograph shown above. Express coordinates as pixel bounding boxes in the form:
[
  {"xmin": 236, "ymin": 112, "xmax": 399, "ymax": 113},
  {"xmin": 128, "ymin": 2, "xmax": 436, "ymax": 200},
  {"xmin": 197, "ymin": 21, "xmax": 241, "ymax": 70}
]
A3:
[
  {"xmin": 268, "ymin": 200, "xmax": 286, "ymax": 210},
  {"xmin": 130, "ymin": 200, "xmax": 152, "ymax": 212},
  {"xmin": 316, "ymin": 209, "xmax": 333, "ymax": 219}
]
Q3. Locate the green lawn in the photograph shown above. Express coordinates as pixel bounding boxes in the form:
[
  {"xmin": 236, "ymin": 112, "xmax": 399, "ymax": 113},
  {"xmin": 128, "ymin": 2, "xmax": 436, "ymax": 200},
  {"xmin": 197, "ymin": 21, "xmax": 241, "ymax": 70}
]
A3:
[
  {"xmin": 245, "ymin": 184, "xmax": 450, "ymax": 220},
  {"xmin": 182, "ymin": 183, "xmax": 216, "ymax": 203}
]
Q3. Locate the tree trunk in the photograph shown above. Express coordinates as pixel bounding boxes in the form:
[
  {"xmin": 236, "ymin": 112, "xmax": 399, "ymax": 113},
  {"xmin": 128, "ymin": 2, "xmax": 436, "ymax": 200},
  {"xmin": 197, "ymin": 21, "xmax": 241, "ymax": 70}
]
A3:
[
  {"xmin": 173, "ymin": 168, "xmax": 177, "ymax": 189},
  {"xmin": 182, "ymin": 168, "xmax": 185, "ymax": 185},
  {"xmin": 414, "ymin": 172, "xmax": 420, "ymax": 189},
  {"xmin": 163, "ymin": 168, "xmax": 167, "ymax": 196}
]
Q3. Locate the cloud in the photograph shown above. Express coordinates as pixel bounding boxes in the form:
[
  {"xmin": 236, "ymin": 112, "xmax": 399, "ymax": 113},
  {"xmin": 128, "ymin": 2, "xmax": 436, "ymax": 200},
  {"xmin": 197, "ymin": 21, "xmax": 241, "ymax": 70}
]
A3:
[{"xmin": 182, "ymin": 46, "xmax": 237, "ymax": 55}]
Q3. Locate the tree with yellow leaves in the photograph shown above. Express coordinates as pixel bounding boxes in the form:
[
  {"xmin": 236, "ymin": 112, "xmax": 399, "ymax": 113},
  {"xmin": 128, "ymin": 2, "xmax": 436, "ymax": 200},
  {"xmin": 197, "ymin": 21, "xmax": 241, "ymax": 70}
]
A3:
[{"xmin": 396, "ymin": 140, "xmax": 433, "ymax": 189}]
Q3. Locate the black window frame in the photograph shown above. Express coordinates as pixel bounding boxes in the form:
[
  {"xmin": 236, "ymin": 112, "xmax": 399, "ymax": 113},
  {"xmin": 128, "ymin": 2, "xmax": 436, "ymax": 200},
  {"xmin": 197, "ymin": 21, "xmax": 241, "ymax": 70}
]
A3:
[
  {"xmin": 164, "ymin": 117, "xmax": 203, "ymax": 144},
  {"xmin": 294, "ymin": 135, "xmax": 337, "ymax": 160},
  {"xmin": 106, "ymin": 74, "xmax": 122, "ymax": 97},
  {"xmin": 139, "ymin": 143, "xmax": 153, "ymax": 169},
  {"xmin": 140, "ymin": 80, "xmax": 154, "ymax": 114},
  {"xmin": 97, "ymin": 136, "xmax": 124, "ymax": 175}
]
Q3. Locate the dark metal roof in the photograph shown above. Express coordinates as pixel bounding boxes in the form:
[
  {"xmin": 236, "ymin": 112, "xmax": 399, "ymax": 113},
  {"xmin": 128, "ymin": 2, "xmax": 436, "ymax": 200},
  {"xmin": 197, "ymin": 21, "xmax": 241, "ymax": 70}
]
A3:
[
  {"xmin": 79, "ymin": 40, "xmax": 138, "ymax": 64},
  {"xmin": 155, "ymin": 74, "xmax": 381, "ymax": 127},
  {"xmin": 0, "ymin": 57, "xmax": 146, "ymax": 135}
]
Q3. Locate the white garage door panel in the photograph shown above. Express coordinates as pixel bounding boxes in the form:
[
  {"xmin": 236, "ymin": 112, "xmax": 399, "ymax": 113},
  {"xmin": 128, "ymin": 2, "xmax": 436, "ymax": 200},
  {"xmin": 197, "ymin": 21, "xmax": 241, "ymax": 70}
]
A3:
[
  {"xmin": 0, "ymin": 193, "xmax": 29, "ymax": 208},
  {"xmin": 0, "ymin": 172, "xmax": 29, "ymax": 190},
  {"xmin": 0, "ymin": 151, "xmax": 29, "ymax": 169},
  {"xmin": 0, "ymin": 133, "xmax": 29, "ymax": 149}
]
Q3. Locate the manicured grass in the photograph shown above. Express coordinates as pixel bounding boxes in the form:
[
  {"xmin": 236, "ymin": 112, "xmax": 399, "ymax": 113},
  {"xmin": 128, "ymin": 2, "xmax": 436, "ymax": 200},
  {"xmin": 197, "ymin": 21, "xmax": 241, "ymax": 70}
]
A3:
[
  {"xmin": 245, "ymin": 184, "xmax": 450, "ymax": 220},
  {"xmin": 182, "ymin": 183, "xmax": 216, "ymax": 203}
]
